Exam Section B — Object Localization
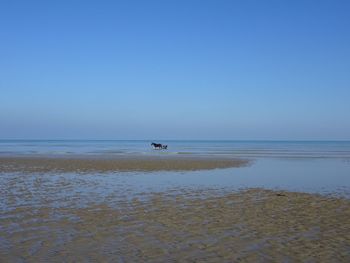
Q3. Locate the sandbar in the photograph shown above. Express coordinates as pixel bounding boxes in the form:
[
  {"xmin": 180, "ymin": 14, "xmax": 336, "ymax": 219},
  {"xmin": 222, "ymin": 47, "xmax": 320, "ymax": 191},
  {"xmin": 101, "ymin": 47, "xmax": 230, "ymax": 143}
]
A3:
[{"xmin": 0, "ymin": 156, "xmax": 250, "ymax": 173}]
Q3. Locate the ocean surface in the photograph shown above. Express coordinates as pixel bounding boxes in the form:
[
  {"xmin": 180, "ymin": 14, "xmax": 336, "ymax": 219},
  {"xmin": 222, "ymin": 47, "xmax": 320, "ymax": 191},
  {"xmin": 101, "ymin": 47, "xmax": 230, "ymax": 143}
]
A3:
[{"xmin": 1, "ymin": 140, "xmax": 350, "ymax": 158}]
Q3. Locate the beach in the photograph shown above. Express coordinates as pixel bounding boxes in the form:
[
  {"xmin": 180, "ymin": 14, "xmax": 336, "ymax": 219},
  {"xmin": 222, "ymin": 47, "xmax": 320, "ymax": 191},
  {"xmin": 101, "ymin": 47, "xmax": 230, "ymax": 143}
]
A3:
[
  {"xmin": 2, "ymin": 0, "xmax": 350, "ymax": 260},
  {"xmin": 1, "ymin": 188, "xmax": 349, "ymax": 262},
  {"xmin": 1, "ymin": 141, "xmax": 350, "ymax": 262},
  {"xmin": 0, "ymin": 156, "xmax": 249, "ymax": 173}
]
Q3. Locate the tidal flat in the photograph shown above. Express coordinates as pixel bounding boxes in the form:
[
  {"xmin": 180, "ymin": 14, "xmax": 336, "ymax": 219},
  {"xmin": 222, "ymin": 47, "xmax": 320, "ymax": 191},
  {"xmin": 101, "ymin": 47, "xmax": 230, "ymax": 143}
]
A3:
[
  {"xmin": 1, "ymin": 154, "xmax": 350, "ymax": 262},
  {"xmin": 1, "ymin": 187, "xmax": 350, "ymax": 262},
  {"xmin": 0, "ymin": 156, "xmax": 249, "ymax": 173}
]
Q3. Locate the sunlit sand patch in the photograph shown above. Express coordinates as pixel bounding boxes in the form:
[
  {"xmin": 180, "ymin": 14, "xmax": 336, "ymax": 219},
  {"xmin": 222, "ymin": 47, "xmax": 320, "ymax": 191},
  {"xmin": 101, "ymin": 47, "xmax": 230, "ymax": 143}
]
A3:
[{"xmin": 0, "ymin": 156, "xmax": 249, "ymax": 173}]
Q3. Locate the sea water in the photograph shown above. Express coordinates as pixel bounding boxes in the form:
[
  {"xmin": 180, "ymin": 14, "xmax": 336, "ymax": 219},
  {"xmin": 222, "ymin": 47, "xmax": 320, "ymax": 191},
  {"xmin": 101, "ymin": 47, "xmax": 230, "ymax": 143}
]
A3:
[
  {"xmin": 1, "ymin": 140, "xmax": 350, "ymax": 158},
  {"xmin": 1, "ymin": 140, "xmax": 350, "ymax": 208}
]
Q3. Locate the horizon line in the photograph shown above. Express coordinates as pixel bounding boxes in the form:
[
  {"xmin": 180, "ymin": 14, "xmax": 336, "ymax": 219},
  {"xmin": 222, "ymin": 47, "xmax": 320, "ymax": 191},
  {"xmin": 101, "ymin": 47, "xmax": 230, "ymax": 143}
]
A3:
[{"xmin": 1, "ymin": 139, "xmax": 350, "ymax": 142}]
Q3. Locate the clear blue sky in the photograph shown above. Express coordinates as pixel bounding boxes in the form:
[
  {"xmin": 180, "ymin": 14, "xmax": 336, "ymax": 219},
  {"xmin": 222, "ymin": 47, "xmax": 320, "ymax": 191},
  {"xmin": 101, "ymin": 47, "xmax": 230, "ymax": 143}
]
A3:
[{"xmin": 1, "ymin": 0, "xmax": 349, "ymax": 140}]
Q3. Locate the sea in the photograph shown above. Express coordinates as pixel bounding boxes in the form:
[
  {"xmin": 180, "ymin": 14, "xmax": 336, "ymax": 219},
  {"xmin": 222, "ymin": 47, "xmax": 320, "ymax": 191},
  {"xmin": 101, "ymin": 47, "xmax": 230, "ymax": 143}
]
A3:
[{"xmin": 1, "ymin": 140, "xmax": 350, "ymax": 158}]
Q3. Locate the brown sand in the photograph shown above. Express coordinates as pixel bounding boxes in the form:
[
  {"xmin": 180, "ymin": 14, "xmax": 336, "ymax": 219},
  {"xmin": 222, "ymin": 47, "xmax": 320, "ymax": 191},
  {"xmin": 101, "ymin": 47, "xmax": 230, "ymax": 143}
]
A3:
[
  {"xmin": 1, "ymin": 189, "xmax": 349, "ymax": 262},
  {"xmin": 0, "ymin": 156, "xmax": 249, "ymax": 173}
]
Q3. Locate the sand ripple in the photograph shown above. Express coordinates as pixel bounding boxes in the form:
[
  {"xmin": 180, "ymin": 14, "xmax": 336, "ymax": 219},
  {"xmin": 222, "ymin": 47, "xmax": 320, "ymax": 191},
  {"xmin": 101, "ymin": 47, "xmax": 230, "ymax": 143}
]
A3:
[{"xmin": 1, "ymin": 189, "xmax": 349, "ymax": 262}]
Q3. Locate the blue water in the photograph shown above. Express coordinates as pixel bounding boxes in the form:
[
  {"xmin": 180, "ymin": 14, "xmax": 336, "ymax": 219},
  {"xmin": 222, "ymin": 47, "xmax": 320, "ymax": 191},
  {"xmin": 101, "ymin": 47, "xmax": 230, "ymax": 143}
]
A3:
[
  {"xmin": 1, "ymin": 158, "xmax": 350, "ymax": 211},
  {"xmin": 1, "ymin": 140, "xmax": 350, "ymax": 208},
  {"xmin": 1, "ymin": 140, "xmax": 350, "ymax": 158}
]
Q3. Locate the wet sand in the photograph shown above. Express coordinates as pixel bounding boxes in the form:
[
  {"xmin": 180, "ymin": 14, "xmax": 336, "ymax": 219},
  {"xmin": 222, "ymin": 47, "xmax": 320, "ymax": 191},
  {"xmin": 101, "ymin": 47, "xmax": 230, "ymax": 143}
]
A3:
[
  {"xmin": 1, "ymin": 155, "xmax": 349, "ymax": 261},
  {"xmin": 0, "ymin": 156, "xmax": 249, "ymax": 173},
  {"xmin": 1, "ymin": 188, "xmax": 349, "ymax": 262}
]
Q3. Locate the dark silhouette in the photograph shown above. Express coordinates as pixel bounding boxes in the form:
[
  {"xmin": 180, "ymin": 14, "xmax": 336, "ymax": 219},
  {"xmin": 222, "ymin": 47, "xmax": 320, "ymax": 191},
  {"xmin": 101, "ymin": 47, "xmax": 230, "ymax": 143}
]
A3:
[{"xmin": 151, "ymin": 142, "xmax": 167, "ymax": 150}]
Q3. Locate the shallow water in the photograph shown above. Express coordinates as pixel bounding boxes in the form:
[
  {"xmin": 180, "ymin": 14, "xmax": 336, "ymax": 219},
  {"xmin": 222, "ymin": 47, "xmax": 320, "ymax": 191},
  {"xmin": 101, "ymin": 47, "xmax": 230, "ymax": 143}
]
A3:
[
  {"xmin": 1, "ymin": 141, "xmax": 350, "ymax": 205},
  {"xmin": 114, "ymin": 158, "xmax": 350, "ymax": 197},
  {"xmin": 1, "ymin": 140, "xmax": 350, "ymax": 158},
  {"xmin": 1, "ymin": 158, "xmax": 350, "ymax": 213}
]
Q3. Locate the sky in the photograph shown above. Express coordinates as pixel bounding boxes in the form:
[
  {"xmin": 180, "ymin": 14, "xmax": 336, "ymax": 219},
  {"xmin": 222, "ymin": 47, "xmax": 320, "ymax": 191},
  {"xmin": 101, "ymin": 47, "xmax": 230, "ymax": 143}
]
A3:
[{"xmin": 1, "ymin": 0, "xmax": 350, "ymax": 140}]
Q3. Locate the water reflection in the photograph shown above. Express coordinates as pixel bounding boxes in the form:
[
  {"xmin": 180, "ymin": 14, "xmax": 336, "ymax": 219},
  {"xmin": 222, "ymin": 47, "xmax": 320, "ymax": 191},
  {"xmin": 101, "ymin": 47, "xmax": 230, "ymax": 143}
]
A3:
[{"xmin": 1, "ymin": 158, "xmax": 350, "ymax": 213}]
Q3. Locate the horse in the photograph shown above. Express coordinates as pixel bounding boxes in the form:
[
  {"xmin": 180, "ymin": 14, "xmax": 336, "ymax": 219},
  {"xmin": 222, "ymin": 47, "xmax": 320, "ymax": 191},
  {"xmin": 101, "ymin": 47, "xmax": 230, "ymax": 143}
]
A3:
[
  {"xmin": 151, "ymin": 142, "xmax": 168, "ymax": 150},
  {"xmin": 151, "ymin": 142, "xmax": 162, "ymax": 149}
]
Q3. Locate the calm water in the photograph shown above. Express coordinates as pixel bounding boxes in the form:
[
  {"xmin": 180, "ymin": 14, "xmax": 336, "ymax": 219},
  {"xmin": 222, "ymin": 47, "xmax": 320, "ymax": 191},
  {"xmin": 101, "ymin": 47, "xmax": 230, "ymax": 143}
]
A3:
[
  {"xmin": 1, "ymin": 140, "xmax": 350, "ymax": 158},
  {"xmin": 1, "ymin": 140, "xmax": 350, "ymax": 208},
  {"xmin": 1, "ymin": 158, "xmax": 350, "ymax": 212}
]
